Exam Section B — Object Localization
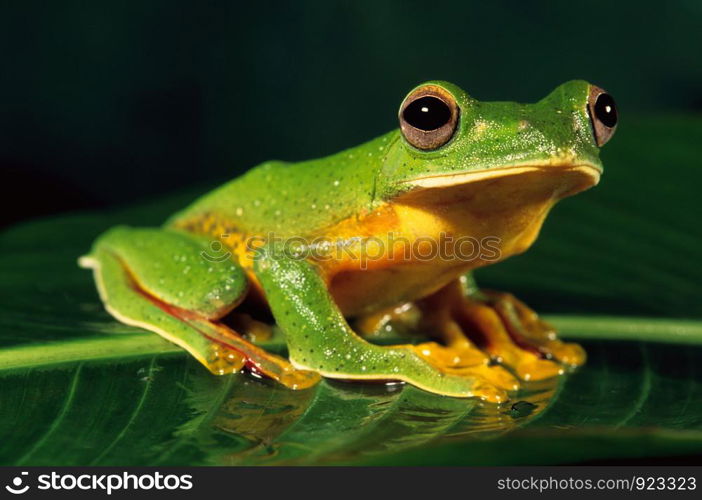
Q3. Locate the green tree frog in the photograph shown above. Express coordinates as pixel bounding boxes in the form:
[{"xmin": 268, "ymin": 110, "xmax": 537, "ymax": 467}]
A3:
[{"xmin": 80, "ymin": 80, "xmax": 618, "ymax": 402}]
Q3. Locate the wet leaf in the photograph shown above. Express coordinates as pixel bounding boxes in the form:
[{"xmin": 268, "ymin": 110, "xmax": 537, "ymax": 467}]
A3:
[{"xmin": 1, "ymin": 116, "xmax": 701, "ymax": 465}]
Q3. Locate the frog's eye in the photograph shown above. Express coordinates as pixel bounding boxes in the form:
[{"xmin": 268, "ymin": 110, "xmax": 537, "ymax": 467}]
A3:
[
  {"xmin": 399, "ymin": 86, "xmax": 459, "ymax": 150},
  {"xmin": 587, "ymin": 85, "xmax": 618, "ymax": 147}
]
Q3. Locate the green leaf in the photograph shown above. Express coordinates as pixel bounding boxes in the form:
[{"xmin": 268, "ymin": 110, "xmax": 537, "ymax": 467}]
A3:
[{"xmin": 1, "ymin": 116, "xmax": 701, "ymax": 465}]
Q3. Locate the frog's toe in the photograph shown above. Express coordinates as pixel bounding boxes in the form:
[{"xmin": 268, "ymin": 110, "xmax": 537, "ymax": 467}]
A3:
[
  {"xmin": 206, "ymin": 343, "xmax": 248, "ymax": 374},
  {"xmin": 510, "ymin": 354, "xmax": 564, "ymax": 381},
  {"xmin": 406, "ymin": 343, "xmax": 517, "ymax": 401},
  {"xmin": 478, "ymin": 338, "xmax": 564, "ymax": 381},
  {"xmin": 412, "ymin": 342, "xmax": 520, "ymax": 392},
  {"xmin": 470, "ymin": 380, "xmax": 511, "ymax": 404},
  {"xmin": 546, "ymin": 340, "xmax": 587, "ymax": 367},
  {"xmin": 482, "ymin": 290, "xmax": 587, "ymax": 368},
  {"xmin": 458, "ymin": 363, "xmax": 520, "ymax": 392}
]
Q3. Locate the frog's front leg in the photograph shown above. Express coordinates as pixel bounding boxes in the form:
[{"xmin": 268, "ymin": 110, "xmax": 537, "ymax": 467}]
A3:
[
  {"xmin": 418, "ymin": 274, "xmax": 585, "ymax": 381},
  {"xmin": 253, "ymin": 245, "xmax": 515, "ymax": 402},
  {"xmin": 79, "ymin": 226, "xmax": 319, "ymax": 389}
]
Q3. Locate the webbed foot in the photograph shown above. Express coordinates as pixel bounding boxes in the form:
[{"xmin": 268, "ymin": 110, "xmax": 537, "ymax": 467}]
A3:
[{"xmin": 417, "ymin": 279, "xmax": 585, "ymax": 382}]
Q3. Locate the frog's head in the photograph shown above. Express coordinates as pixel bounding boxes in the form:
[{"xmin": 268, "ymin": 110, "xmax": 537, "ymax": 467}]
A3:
[{"xmin": 380, "ymin": 80, "xmax": 617, "ymax": 208}]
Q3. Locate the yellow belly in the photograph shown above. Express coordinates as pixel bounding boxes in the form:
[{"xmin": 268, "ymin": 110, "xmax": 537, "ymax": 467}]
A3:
[
  {"xmin": 325, "ymin": 200, "xmax": 552, "ymax": 316},
  {"xmin": 322, "ymin": 168, "xmax": 582, "ymax": 316}
]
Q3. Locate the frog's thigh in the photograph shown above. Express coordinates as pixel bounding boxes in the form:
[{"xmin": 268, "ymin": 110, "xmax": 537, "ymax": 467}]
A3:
[
  {"xmin": 254, "ymin": 246, "xmax": 510, "ymax": 403},
  {"xmin": 79, "ymin": 226, "xmax": 319, "ymax": 389}
]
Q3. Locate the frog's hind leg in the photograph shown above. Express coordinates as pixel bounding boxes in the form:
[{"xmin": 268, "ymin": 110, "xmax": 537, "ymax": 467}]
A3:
[{"xmin": 79, "ymin": 226, "xmax": 319, "ymax": 389}]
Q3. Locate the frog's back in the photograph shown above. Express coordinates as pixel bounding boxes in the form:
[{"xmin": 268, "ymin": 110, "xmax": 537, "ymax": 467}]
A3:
[
  {"xmin": 166, "ymin": 160, "xmax": 290, "ymax": 236},
  {"xmin": 166, "ymin": 134, "xmax": 393, "ymax": 239}
]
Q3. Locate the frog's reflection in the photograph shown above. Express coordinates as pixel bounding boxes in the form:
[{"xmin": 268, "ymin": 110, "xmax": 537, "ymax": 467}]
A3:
[{"xmin": 178, "ymin": 367, "xmax": 559, "ymax": 465}]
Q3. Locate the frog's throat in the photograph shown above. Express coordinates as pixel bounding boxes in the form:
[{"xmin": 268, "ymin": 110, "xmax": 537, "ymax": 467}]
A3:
[{"xmin": 401, "ymin": 163, "xmax": 601, "ymax": 193}]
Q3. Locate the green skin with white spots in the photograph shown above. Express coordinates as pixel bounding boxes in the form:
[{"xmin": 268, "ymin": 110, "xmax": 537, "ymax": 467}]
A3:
[{"xmin": 81, "ymin": 80, "xmax": 606, "ymax": 398}]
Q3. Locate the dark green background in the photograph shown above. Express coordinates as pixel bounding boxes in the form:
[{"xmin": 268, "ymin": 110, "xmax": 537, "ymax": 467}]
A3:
[
  {"xmin": 1, "ymin": 0, "xmax": 700, "ymax": 227},
  {"xmin": 1, "ymin": 1, "xmax": 702, "ymax": 466}
]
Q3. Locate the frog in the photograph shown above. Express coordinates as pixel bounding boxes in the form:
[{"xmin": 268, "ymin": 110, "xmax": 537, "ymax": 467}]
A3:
[{"xmin": 79, "ymin": 80, "xmax": 617, "ymax": 403}]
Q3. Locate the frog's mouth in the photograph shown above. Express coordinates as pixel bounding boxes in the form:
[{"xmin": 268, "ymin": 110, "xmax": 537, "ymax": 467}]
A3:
[
  {"xmin": 397, "ymin": 163, "xmax": 601, "ymax": 206},
  {"xmin": 404, "ymin": 163, "xmax": 600, "ymax": 191}
]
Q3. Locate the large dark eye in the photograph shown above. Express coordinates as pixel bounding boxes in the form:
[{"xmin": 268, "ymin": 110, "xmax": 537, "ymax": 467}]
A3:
[
  {"xmin": 399, "ymin": 85, "xmax": 459, "ymax": 150},
  {"xmin": 587, "ymin": 85, "xmax": 618, "ymax": 146},
  {"xmin": 403, "ymin": 96, "xmax": 451, "ymax": 130}
]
